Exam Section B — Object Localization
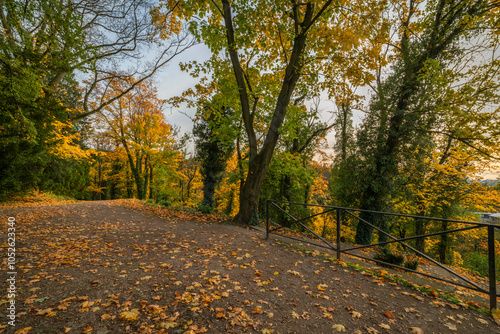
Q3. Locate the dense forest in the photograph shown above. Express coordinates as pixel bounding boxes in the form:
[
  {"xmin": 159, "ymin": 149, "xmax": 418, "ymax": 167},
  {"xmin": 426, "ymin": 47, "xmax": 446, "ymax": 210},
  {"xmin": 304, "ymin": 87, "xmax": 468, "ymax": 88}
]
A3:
[{"xmin": 1, "ymin": 0, "xmax": 500, "ymax": 276}]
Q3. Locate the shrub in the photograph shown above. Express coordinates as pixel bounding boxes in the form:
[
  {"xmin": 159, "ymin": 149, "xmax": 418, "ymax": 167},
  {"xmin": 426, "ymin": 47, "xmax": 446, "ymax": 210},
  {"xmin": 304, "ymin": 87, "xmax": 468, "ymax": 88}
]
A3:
[
  {"xmin": 461, "ymin": 252, "xmax": 500, "ymax": 278},
  {"xmin": 403, "ymin": 259, "xmax": 419, "ymax": 270},
  {"xmin": 197, "ymin": 203, "xmax": 213, "ymax": 214},
  {"xmin": 158, "ymin": 199, "xmax": 172, "ymax": 207},
  {"xmin": 373, "ymin": 247, "xmax": 404, "ymax": 266}
]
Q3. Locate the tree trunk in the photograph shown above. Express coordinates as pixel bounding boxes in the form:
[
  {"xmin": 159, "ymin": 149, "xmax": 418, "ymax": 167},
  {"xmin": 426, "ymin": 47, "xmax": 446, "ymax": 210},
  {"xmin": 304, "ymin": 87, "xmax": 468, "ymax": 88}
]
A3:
[
  {"xmin": 233, "ymin": 154, "xmax": 269, "ymax": 225},
  {"xmin": 223, "ymin": 0, "xmax": 318, "ymax": 226},
  {"xmin": 415, "ymin": 218, "xmax": 426, "ymax": 253},
  {"xmin": 438, "ymin": 221, "xmax": 448, "ymax": 264},
  {"xmin": 142, "ymin": 156, "xmax": 149, "ymax": 200},
  {"xmin": 202, "ymin": 169, "xmax": 217, "ymax": 208},
  {"xmin": 149, "ymin": 162, "xmax": 154, "ymax": 200}
]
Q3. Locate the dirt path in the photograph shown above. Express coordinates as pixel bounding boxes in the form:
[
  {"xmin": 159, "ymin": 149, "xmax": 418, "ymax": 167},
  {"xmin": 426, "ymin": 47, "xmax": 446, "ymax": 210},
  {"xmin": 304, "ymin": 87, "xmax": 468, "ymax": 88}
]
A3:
[{"xmin": 0, "ymin": 200, "xmax": 498, "ymax": 334}]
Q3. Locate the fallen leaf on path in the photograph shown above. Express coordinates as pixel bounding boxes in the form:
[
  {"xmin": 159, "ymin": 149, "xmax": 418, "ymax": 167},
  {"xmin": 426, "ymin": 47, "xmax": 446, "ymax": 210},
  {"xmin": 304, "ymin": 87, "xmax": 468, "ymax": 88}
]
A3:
[
  {"xmin": 432, "ymin": 300, "xmax": 445, "ymax": 307},
  {"xmin": 287, "ymin": 270, "xmax": 302, "ymax": 277},
  {"xmin": 81, "ymin": 327, "xmax": 92, "ymax": 333},
  {"xmin": 405, "ymin": 307, "xmax": 418, "ymax": 313},
  {"xmin": 379, "ymin": 323, "xmax": 390, "ymax": 330},
  {"xmin": 444, "ymin": 323, "xmax": 457, "ymax": 330},
  {"xmin": 14, "ymin": 328, "xmax": 32, "ymax": 334},
  {"xmin": 409, "ymin": 327, "xmax": 424, "ymax": 334},
  {"xmin": 36, "ymin": 308, "xmax": 53, "ymax": 316},
  {"xmin": 158, "ymin": 322, "xmax": 178, "ymax": 329},
  {"xmin": 120, "ymin": 308, "xmax": 140, "ymax": 321},
  {"xmin": 332, "ymin": 324, "xmax": 346, "ymax": 332},
  {"xmin": 383, "ymin": 311, "xmax": 394, "ymax": 319},
  {"xmin": 101, "ymin": 313, "xmax": 115, "ymax": 321},
  {"xmin": 350, "ymin": 311, "xmax": 361, "ymax": 318}
]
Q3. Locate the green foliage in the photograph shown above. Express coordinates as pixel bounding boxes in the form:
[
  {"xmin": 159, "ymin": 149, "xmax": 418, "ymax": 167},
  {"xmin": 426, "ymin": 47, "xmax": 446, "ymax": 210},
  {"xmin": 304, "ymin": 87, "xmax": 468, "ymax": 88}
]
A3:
[
  {"xmin": 344, "ymin": 0, "xmax": 500, "ymax": 245},
  {"xmin": 197, "ymin": 203, "xmax": 214, "ymax": 214},
  {"xmin": 193, "ymin": 105, "xmax": 234, "ymax": 209},
  {"xmin": 0, "ymin": 0, "xmax": 87, "ymax": 196},
  {"xmin": 373, "ymin": 247, "xmax": 404, "ymax": 267},
  {"xmin": 461, "ymin": 252, "xmax": 500, "ymax": 278},
  {"xmin": 403, "ymin": 259, "xmax": 419, "ymax": 271},
  {"xmin": 158, "ymin": 199, "xmax": 173, "ymax": 208},
  {"xmin": 38, "ymin": 157, "xmax": 91, "ymax": 200}
]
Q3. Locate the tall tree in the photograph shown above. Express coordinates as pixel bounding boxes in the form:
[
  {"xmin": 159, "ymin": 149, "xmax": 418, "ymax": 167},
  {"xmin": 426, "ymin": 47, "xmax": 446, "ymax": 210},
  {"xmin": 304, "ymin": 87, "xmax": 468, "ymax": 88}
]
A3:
[
  {"xmin": 333, "ymin": 103, "xmax": 354, "ymax": 163},
  {"xmin": 0, "ymin": 0, "xmax": 192, "ymax": 196},
  {"xmin": 353, "ymin": 0, "xmax": 500, "ymax": 244},
  {"xmin": 153, "ymin": 0, "xmax": 387, "ymax": 225},
  {"xmin": 91, "ymin": 79, "xmax": 174, "ymax": 200},
  {"xmin": 193, "ymin": 105, "xmax": 234, "ymax": 211}
]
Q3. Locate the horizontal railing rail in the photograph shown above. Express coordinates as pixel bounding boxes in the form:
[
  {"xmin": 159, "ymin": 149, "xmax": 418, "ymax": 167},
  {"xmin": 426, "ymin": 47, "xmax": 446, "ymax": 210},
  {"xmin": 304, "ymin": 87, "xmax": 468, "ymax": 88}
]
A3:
[{"xmin": 266, "ymin": 199, "xmax": 499, "ymax": 310}]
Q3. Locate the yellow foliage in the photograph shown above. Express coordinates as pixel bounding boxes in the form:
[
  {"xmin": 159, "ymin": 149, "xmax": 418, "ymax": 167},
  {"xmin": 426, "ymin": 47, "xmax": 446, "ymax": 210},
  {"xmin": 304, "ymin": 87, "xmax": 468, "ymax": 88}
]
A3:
[{"xmin": 47, "ymin": 121, "xmax": 93, "ymax": 160}]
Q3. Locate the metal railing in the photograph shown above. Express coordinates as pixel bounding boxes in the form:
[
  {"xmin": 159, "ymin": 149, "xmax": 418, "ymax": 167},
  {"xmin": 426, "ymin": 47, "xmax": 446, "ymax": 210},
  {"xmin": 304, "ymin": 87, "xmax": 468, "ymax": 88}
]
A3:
[{"xmin": 266, "ymin": 199, "xmax": 499, "ymax": 310}]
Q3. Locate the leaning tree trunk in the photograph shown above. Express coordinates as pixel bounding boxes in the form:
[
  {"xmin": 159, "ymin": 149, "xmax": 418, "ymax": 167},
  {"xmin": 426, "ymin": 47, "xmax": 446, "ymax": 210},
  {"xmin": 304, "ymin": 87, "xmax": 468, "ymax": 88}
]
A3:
[
  {"xmin": 222, "ymin": 0, "xmax": 315, "ymax": 226},
  {"xmin": 233, "ymin": 154, "xmax": 270, "ymax": 225}
]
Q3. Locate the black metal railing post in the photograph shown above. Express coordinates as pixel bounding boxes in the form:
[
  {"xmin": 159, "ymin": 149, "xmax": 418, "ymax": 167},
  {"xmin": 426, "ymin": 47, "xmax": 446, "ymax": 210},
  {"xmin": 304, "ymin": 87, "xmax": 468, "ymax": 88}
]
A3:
[
  {"xmin": 336, "ymin": 209, "xmax": 341, "ymax": 260},
  {"xmin": 488, "ymin": 225, "xmax": 497, "ymax": 310},
  {"xmin": 266, "ymin": 200, "xmax": 270, "ymax": 240}
]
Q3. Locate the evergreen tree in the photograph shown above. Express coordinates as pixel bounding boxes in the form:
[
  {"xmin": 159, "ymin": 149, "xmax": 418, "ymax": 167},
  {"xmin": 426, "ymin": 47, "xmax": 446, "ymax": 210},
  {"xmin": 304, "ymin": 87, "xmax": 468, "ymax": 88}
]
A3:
[{"xmin": 193, "ymin": 106, "xmax": 234, "ymax": 211}]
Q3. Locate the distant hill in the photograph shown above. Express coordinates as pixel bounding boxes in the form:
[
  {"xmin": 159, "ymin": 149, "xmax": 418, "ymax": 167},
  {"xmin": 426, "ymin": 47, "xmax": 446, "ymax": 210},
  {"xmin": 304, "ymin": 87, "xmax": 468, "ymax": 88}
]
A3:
[{"xmin": 480, "ymin": 179, "xmax": 499, "ymax": 186}]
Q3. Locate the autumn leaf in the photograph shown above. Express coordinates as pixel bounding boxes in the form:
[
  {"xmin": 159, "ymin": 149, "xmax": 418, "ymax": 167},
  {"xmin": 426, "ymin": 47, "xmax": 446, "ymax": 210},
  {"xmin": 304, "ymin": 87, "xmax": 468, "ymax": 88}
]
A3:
[
  {"xmin": 379, "ymin": 323, "xmax": 390, "ymax": 330},
  {"xmin": 291, "ymin": 311, "xmax": 300, "ymax": 319},
  {"xmin": 158, "ymin": 322, "xmax": 178, "ymax": 329},
  {"xmin": 444, "ymin": 323, "xmax": 457, "ymax": 330},
  {"xmin": 317, "ymin": 284, "xmax": 327, "ymax": 291},
  {"xmin": 287, "ymin": 270, "xmax": 302, "ymax": 277},
  {"xmin": 332, "ymin": 324, "xmax": 346, "ymax": 332},
  {"xmin": 383, "ymin": 311, "xmax": 394, "ymax": 319},
  {"xmin": 81, "ymin": 301, "xmax": 94, "ymax": 308},
  {"xmin": 36, "ymin": 308, "xmax": 53, "ymax": 316},
  {"xmin": 81, "ymin": 326, "xmax": 93, "ymax": 333},
  {"xmin": 350, "ymin": 311, "xmax": 361, "ymax": 318},
  {"xmin": 14, "ymin": 328, "xmax": 32, "ymax": 334},
  {"xmin": 432, "ymin": 300, "xmax": 445, "ymax": 307},
  {"xmin": 120, "ymin": 308, "xmax": 140, "ymax": 321},
  {"xmin": 122, "ymin": 301, "xmax": 132, "ymax": 307},
  {"xmin": 409, "ymin": 327, "xmax": 424, "ymax": 334},
  {"xmin": 492, "ymin": 308, "xmax": 500, "ymax": 325}
]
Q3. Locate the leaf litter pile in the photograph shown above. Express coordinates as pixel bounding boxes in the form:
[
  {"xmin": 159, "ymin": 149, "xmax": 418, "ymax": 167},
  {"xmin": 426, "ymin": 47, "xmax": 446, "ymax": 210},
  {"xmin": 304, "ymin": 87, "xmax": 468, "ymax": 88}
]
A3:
[{"xmin": 0, "ymin": 200, "xmax": 498, "ymax": 334}]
